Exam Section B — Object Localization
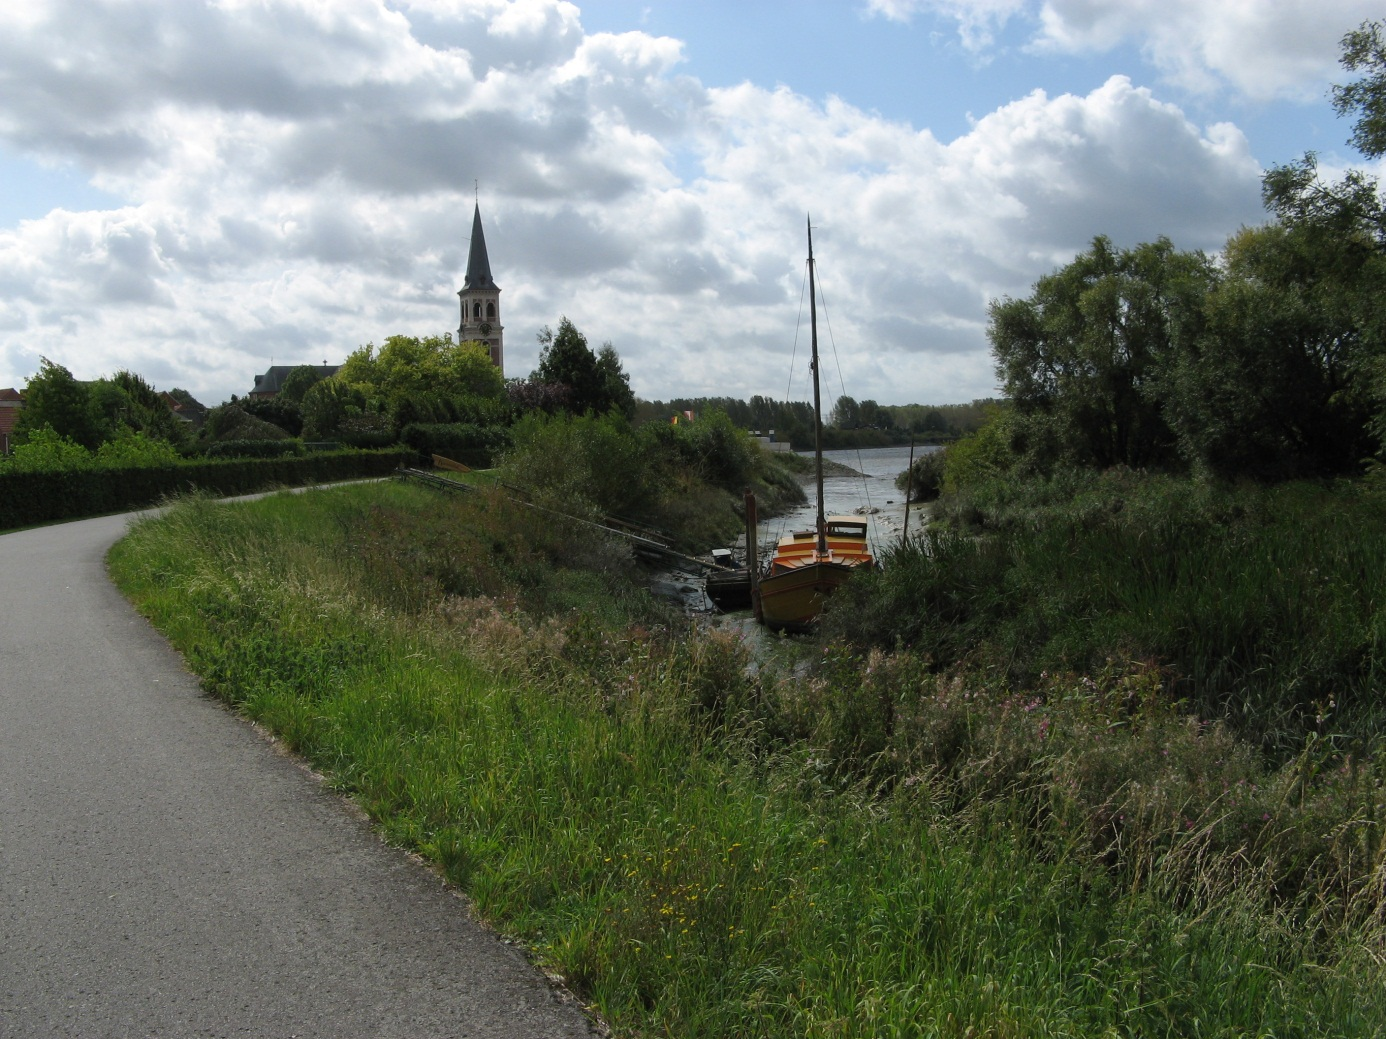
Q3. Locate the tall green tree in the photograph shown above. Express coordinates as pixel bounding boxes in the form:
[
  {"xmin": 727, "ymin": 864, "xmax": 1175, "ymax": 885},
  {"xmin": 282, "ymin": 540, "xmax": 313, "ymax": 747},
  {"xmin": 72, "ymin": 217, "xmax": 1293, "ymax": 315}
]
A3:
[
  {"xmin": 278, "ymin": 365, "xmax": 324, "ymax": 405},
  {"xmin": 106, "ymin": 370, "xmax": 191, "ymax": 447},
  {"xmin": 14, "ymin": 358, "xmax": 109, "ymax": 450},
  {"xmin": 1165, "ymin": 221, "xmax": 1379, "ymax": 479},
  {"xmin": 1334, "ymin": 18, "xmax": 1386, "ymax": 159},
  {"xmin": 595, "ymin": 342, "xmax": 636, "ymax": 419},
  {"xmin": 1258, "ymin": 19, "xmax": 1386, "ymax": 459},
  {"xmin": 989, "ymin": 236, "xmax": 1215, "ymax": 472},
  {"xmin": 533, "ymin": 317, "xmax": 634, "ymax": 417}
]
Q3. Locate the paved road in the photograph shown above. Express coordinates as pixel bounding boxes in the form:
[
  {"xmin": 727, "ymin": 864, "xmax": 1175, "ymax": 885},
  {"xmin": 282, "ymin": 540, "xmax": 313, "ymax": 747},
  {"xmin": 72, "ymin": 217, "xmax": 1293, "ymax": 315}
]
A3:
[{"xmin": 0, "ymin": 512, "xmax": 598, "ymax": 1038}]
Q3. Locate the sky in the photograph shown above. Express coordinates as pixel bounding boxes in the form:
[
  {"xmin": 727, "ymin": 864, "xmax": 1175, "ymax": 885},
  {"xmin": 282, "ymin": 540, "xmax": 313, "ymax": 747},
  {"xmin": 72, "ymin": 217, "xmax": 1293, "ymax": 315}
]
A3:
[{"xmin": 1, "ymin": 0, "xmax": 1382, "ymax": 409}]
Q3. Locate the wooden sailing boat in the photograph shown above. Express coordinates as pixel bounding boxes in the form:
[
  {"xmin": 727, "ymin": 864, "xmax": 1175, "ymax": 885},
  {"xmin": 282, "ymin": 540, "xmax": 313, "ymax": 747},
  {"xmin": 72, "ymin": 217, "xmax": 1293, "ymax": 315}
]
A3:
[{"xmin": 753, "ymin": 216, "xmax": 873, "ymax": 632}]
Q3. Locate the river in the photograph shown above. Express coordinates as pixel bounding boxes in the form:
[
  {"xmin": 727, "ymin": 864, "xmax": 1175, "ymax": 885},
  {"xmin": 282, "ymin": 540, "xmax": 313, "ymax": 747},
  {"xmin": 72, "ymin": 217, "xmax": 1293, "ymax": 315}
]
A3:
[{"xmin": 761, "ymin": 443, "xmax": 938, "ymax": 559}]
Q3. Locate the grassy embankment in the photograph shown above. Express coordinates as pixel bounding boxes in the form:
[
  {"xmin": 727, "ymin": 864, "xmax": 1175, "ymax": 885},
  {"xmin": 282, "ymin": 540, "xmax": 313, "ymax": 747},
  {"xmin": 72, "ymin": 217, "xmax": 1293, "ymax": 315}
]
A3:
[{"xmin": 108, "ymin": 476, "xmax": 1386, "ymax": 1037}]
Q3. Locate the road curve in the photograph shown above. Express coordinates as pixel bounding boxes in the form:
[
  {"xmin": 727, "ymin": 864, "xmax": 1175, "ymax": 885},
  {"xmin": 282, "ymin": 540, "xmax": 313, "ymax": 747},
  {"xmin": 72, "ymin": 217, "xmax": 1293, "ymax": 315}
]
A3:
[{"xmin": 0, "ymin": 511, "xmax": 597, "ymax": 1038}]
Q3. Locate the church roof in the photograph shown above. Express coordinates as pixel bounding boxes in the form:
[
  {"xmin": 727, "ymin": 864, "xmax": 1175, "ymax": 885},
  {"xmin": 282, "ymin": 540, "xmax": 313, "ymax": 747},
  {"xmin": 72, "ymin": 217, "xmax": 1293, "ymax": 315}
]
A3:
[{"xmin": 462, "ymin": 203, "xmax": 497, "ymax": 290}]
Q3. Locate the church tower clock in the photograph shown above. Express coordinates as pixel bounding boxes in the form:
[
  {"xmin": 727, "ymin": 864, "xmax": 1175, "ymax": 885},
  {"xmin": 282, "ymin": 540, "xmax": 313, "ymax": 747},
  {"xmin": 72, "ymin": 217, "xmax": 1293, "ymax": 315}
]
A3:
[{"xmin": 457, "ymin": 203, "xmax": 503, "ymax": 373}]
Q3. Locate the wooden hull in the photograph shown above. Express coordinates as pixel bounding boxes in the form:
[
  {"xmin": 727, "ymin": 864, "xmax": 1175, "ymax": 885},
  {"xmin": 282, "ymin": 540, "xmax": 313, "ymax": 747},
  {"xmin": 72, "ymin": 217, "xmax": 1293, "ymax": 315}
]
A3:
[{"xmin": 756, "ymin": 559, "xmax": 858, "ymax": 632}]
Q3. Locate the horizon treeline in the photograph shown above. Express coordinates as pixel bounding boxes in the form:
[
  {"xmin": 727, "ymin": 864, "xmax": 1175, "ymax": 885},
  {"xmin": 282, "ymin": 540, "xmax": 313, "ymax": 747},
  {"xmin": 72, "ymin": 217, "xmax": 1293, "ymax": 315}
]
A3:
[{"xmin": 634, "ymin": 395, "xmax": 995, "ymax": 450}]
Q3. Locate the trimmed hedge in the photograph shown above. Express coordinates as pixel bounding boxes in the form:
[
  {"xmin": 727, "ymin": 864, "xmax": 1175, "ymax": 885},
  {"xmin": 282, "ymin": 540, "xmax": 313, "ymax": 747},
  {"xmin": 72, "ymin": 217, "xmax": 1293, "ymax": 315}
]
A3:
[
  {"xmin": 205, "ymin": 439, "xmax": 307, "ymax": 459},
  {"xmin": 0, "ymin": 449, "xmax": 412, "ymax": 530}
]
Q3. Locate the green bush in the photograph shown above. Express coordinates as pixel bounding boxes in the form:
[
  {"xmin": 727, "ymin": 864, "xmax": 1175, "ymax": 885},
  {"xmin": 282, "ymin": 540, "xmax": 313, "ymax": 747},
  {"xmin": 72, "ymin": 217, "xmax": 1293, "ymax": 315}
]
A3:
[
  {"xmin": 501, "ymin": 411, "xmax": 655, "ymax": 519},
  {"xmin": 894, "ymin": 447, "xmax": 947, "ymax": 501}
]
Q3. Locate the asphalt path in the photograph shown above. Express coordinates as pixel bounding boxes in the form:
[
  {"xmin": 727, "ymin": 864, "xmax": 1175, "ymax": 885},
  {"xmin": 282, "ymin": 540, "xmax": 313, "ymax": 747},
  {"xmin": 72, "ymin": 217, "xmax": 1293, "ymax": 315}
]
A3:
[{"xmin": 0, "ymin": 510, "xmax": 598, "ymax": 1038}]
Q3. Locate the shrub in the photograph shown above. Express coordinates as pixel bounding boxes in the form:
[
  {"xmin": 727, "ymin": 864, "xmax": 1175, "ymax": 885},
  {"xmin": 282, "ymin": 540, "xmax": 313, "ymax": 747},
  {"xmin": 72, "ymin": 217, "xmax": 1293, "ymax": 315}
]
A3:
[
  {"xmin": 894, "ymin": 447, "xmax": 947, "ymax": 501},
  {"xmin": 0, "ymin": 426, "xmax": 94, "ymax": 472},
  {"xmin": 500, "ymin": 411, "xmax": 655, "ymax": 520}
]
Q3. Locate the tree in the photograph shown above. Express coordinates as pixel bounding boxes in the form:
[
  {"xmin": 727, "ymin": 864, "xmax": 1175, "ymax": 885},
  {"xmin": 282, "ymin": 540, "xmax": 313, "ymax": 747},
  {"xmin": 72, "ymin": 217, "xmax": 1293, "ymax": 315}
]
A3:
[
  {"xmin": 595, "ymin": 342, "xmax": 636, "ymax": 419},
  {"xmin": 1164, "ymin": 221, "xmax": 1379, "ymax": 479},
  {"xmin": 831, "ymin": 395, "xmax": 860, "ymax": 428},
  {"xmin": 340, "ymin": 335, "xmax": 505, "ymax": 405},
  {"xmin": 532, "ymin": 317, "xmax": 633, "ymax": 416},
  {"xmin": 990, "ymin": 236, "xmax": 1214, "ymax": 472},
  {"xmin": 279, "ymin": 365, "xmax": 324, "ymax": 405},
  {"xmin": 106, "ymin": 370, "xmax": 192, "ymax": 447},
  {"xmin": 300, "ymin": 379, "xmax": 371, "ymax": 440},
  {"xmin": 1257, "ymin": 21, "xmax": 1386, "ymax": 460},
  {"xmin": 1334, "ymin": 19, "xmax": 1386, "ymax": 159},
  {"xmin": 14, "ymin": 358, "xmax": 108, "ymax": 450}
]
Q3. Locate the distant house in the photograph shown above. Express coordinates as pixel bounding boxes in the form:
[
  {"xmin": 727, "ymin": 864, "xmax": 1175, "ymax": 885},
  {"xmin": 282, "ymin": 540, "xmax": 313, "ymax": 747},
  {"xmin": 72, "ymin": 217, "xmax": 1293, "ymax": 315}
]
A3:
[
  {"xmin": 0, "ymin": 388, "xmax": 22, "ymax": 454},
  {"xmin": 249, "ymin": 364, "xmax": 339, "ymax": 399},
  {"xmin": 160, "ymin": 390, "xmax": 208, "ymax": 429}
]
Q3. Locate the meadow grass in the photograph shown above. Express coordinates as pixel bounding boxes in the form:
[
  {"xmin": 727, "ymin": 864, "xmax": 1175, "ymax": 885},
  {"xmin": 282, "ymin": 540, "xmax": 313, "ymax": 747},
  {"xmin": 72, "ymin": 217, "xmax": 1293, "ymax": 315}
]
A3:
[
  {"xmin": 836, "ymin": 470, "xmax": 1386, "ymax": 755},
  {"xmin": 108, "ymin": 481, "xmax": 1386, "ymax": 1037}
]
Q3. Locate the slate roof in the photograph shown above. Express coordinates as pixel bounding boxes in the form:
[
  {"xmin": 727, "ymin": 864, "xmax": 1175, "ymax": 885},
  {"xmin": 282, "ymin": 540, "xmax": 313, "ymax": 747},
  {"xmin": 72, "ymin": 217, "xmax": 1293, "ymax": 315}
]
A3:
[
  {"xmin": 250, "ymin": 364, "xmax": 339, "ymax": 397},
  {"xmin": 462, "ymin": 204, "xmax": 496, "ymax": 290}
]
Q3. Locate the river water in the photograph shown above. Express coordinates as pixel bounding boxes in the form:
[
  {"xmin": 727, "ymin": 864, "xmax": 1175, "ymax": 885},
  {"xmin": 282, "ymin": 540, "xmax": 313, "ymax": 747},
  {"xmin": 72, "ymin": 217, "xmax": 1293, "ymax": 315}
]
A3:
[
  {"xmin": 652, "ymin": 443, "xmax": 937, "ymax": 614},
  {"xmin": 759, "ymin": 443, "xmax": 938, "ymax": 560}
]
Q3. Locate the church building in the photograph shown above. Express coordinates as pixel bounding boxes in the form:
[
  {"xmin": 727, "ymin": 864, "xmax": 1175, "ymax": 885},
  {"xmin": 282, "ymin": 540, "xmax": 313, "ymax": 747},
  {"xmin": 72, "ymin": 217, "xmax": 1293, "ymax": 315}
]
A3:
[{"xmin": 457, "ymin": 203, "xmax": 504, "ymax": 374}]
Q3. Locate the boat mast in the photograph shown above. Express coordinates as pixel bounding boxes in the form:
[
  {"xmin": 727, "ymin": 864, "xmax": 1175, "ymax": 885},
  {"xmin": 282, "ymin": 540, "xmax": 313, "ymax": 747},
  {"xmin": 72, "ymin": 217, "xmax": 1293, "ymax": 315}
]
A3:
[{"xmin": 807, "ymin": 214, "xmax": 827, "ymax": 557}]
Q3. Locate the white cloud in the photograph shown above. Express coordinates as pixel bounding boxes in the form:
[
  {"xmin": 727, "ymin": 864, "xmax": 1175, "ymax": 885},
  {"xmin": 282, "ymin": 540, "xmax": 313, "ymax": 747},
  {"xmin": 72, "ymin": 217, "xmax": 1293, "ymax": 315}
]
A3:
[
  {"xmin": 0, "ymin": 0, "xmax": 1272, "ymax": 407},
  {"xmin": 870, "ymin": 0, "xmax": 1382, "ymax": 100}
]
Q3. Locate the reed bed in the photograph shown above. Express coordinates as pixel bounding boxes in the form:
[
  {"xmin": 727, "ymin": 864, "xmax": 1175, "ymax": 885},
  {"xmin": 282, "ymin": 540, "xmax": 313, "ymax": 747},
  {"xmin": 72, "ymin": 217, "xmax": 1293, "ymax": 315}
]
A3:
[{"xmin": 108, "ymin": 481, "xmax": 1386, "ymax": 1037}]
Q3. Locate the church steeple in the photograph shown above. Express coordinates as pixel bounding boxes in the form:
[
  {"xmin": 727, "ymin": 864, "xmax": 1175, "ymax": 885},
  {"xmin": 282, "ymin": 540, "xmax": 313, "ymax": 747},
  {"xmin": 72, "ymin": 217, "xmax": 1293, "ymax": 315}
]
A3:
[
  {"xmin": 457, "ymin": 202, "xmax": 503, "ymax": 372},
  {"xmin": 463, "ymin": 203, "xmax": 496, "ymax": 290}
]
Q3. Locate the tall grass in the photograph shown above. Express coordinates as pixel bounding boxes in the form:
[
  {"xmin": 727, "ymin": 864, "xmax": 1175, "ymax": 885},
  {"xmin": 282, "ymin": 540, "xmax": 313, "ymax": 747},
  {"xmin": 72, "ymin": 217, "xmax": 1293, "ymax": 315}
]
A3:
[
  {"xmin": 108, "ymin": 481, "xmax": 1386, "ymax": 1037},
  {"xmin": 832, "ymin": 470, "xmax": 1386, "ymax": 754}
]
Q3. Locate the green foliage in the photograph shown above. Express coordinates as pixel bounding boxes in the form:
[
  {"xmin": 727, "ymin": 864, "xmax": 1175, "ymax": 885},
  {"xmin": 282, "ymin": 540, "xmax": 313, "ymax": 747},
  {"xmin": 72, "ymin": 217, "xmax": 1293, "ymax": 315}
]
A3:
[
  {"xmin": 893, "ymin": 446, "xmax": 946, "ymax": 501},
  {"xmin": 501, "ymin": 410, "xmax": 655, "ymax": 519},
  {"xmin": 652, "ymin": 407, "xmax": 757, "ymax": 490},
  {"xmin": 991, "ymin": 236, "xmax": 1212, "ymax": 473},
  {"xmin": 532, "ymin": 318, "xmax": 634, "ymax": 417},
  {"xmin": 202, "ymin": 403, "xmax": 294, "ymax": 443},
  {"xmin": 1334, "ymin": 18, "xmax": 1386, "ymax": 159},
  {"xmin": 0, "ymin": 426, "xmax": 183, "ymax": 473},
  {"xmin": 0, "ymin": 426, "xmax": 94, "ymax": 472},
  {"xmin": 829, "ymin": 395, "xmax": 892, "ymax": 430},
  {"xmin": 95, "ymin": 428, "xmax": 184, "ymax": 467},
  {"xmin": 278, "ymin": 364, "xmax": 324, "ymax": 405},
  {"xmin": 496, "ymin": 406, "xmax": 801, "ymax": 550},
  {"xmin": 15, "ymin": 358, "xmax": 110, "ymax": 450},
  {"xmin": 103, "ymin": 371, "xmax": 191, "ymax": 448},
  {"xmin": 595, "ymin": 342, "xmax": 635, "ymax": 419},
  {"xmin": 300, "ymin": 378, "xmax": 373, "ymax": 441},
  {"xmin": 340, "ymin": 334, "xmax": 505, "ymax": 406},
  {"xmin": 941, "ymin": 405, "xmax": 1014, "ymax": 492},
  {"xmin": 833, "ymin": 471, "xmax": 1386, "ymax": 754},
  {"xmin": 1165, "ymin": 221, "xmax": 1380, "ymax": 478},
  {"xmin": 239, "ymin": 396, "xmax": 304, "ymax": 437}
]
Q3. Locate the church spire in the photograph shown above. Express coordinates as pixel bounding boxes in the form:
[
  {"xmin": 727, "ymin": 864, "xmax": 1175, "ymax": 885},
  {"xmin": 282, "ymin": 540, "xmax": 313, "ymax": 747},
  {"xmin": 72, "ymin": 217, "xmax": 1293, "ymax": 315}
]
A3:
[{"xmin": 463, "ymin": 203, "xmax": 496, "ymax": 290}]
